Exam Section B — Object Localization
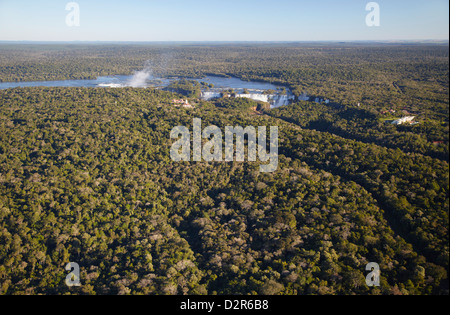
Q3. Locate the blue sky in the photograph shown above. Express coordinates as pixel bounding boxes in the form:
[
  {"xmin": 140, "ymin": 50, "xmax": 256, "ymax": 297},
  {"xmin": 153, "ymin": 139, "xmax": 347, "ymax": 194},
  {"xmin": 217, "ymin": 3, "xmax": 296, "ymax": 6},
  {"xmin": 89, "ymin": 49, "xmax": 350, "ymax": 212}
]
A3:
[{"xmin": 0, "ymin": 0, "xmax": 448, "ymax": 41}]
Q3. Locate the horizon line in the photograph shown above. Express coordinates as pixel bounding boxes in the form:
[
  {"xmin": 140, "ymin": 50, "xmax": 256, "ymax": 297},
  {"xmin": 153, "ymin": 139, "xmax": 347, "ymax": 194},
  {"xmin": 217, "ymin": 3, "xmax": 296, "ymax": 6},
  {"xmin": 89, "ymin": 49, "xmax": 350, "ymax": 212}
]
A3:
[{"xmin": 0, "ymin": 39, "xmax": 449, "ymax": 44}]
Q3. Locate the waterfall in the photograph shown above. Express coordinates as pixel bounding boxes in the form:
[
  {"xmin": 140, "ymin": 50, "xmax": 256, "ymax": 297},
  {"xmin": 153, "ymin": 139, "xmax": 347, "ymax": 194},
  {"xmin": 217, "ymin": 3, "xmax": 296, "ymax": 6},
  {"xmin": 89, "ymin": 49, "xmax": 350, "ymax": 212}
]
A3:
[
  {"xmin": 201, "ymin": 91, "xmax": 222, "ymax": 100},
  {"xmin": 237, "ymin": 94, "xmax": 270, "ymax": 103},
  {"xmin": 237, "ymin": 93, "xmax": 294, "ymax": 108}
]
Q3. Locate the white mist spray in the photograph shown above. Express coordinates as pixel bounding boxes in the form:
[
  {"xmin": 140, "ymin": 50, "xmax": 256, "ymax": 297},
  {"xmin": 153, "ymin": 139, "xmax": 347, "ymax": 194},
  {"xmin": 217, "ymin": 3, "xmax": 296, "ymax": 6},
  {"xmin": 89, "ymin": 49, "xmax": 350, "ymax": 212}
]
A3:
[{"xmin": 127, "ymin": 61, "xmax": 153, "ymax": 87}]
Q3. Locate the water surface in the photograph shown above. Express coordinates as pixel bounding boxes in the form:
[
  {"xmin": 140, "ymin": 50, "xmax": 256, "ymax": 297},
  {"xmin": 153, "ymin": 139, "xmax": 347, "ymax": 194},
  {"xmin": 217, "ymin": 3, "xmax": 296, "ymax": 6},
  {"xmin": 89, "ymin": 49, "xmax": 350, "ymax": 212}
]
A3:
[{"xmin": 0, "ymin": 75, "xmax": 292, "ymax": 108}]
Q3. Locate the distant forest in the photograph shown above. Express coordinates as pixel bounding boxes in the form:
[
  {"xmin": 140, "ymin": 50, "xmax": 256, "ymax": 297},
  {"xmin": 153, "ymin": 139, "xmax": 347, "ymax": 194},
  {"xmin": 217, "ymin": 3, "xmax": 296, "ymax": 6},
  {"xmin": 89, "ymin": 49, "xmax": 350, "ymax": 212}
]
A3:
[
  {"xmin": 0, "ymin": 43, "xmax": 448, "ymax": 295},
  {"xmin": 0, "ymin": 43, "xmax": 448, "ymax": 116}
]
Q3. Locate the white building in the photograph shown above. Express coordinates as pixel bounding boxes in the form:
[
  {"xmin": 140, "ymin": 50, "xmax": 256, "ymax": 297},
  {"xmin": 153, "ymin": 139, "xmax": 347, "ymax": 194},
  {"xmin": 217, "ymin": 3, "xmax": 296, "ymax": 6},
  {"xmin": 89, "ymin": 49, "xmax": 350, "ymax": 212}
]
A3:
[
  {"xmin": 391, "ymin": 116, "xmax": 415, "ymax": 125},
  {"xmin": 172, "ymin": 99, "xmax": 193, "ymax": 108}
]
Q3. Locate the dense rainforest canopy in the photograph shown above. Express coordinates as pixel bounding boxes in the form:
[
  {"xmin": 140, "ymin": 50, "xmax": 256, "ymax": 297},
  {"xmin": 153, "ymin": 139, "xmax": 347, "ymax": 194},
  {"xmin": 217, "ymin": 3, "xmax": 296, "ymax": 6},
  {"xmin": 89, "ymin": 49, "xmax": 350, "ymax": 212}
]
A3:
[{"xmin": 0, "ymin": 43, "xmax": 448, "ymax": 295}]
